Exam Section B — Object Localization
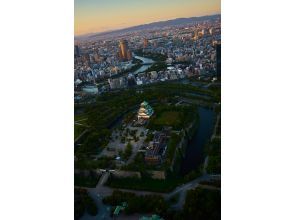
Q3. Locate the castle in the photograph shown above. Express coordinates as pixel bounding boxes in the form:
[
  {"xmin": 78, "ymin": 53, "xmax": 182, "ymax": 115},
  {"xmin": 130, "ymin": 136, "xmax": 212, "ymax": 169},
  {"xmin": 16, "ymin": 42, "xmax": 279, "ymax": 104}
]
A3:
[{"xmin": 137, "ymin": 101, "xmax": 154, "ymax": 120}]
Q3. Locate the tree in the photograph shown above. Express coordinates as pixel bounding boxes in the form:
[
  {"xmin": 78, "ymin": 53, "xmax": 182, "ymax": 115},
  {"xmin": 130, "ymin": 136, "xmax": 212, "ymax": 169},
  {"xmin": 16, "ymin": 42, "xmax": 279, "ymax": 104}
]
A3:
[
  {"xmin": 82, "ymin": 129, "xmax": 111, "ymax": 153},
  {"xmin": 121, "ymin": 136, "xmax": 126, "ymax": 144},
  {"xmin": 85, "ymin": 196, "xmax": 98, "ymax": 216},
  {"xmin": 183, "ymin": 188, "xmax": 220, "ymax": 220},
  {"xmin": 122, "ymin": 142, "xmax": 133, "ymax": 160},
  {"xmin": 75, "ymin": 188, "xmax": 98, "ymax": 219},
  {"xmin": 145, "ymin": 132, "xmax": 154, "ymax": 142},
  {"xmin": 103, "ymin": 190, "xmax": 168, "ymax": 215}
]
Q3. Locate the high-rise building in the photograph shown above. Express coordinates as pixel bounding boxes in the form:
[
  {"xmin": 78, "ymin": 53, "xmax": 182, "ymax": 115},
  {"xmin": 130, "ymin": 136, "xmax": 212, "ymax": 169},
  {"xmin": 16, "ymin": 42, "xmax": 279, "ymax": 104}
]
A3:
[
  {"xmin": 216, "ymin": 44, "xmax": 221, "ymax": 78},
  {"xmin": 201, "ymin": 29, "xmax": 205, "ymax": 36},
  {"xmin": 127, "ymin": 50, "xmax": 132, "ymax": 61},
  {"xmin": 143, "ymin": 38, "xmax": 148, "ymax": 48},
  {"xmin": 193, "ymin": 31, "xmax": 198, "ymax": 40},
  {"xmin": 119, "ymin": 40, "xmax": 128, "ymax": 59},
  {"xmin": 119, "ymin": 77, "xmax": 128, "ymax": 88},
  {"xmin": 93, "ymin": 52, "xmax": 101, "ymax": 63},
  {"xmin": 127, "ymin": 75, "xmax": 136, "ymax": 87},
  {"xmin": 108, "ymin": 78, "xmax": 120, "ymax": 90},
  {"xmin": 74, "ymin": 45, "xmax": 80, "ymax": 57},
  {"xmin": 82, "ymin": 54, "xmax": 90, "ymax": 63},
  {"xmin": 212, "ymin": 40, "xmax": 218, "ymax": 47},
  {"xmin": 209, "ymin": 28, "xmax": 214, "ymax": 35},
  {"xmin": 118, "ymin": 49, "xmax": 123, "ymax": 60},
  {"xmin": 119, "ymin": 39, "xmax": 132, "ymax": 61}
]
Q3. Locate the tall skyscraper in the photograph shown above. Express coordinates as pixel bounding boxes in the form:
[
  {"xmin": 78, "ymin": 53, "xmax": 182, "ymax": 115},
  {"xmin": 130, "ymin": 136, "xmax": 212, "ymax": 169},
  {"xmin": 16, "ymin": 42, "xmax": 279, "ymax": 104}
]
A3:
[
  {"xmin": 119, "ymin": 39, "xmax": 132, "ymax": 61},
  {"xmin": 216, "ymin": 44, "xmax": 221, "ymax": 78},
  {"xmin": 143, "ymin": 38, "xmax": 148, "ymax": 48},
  {"xmin": 193, "ymin": 30, "xmax": 198, "ymax": 40},
  {"xmin": 118, "ymin": 49, "xmax": 123, "ymax": 60},
  {"xmin": 119, "ymin": 40, "xmax": 128, "ymax": 59}
]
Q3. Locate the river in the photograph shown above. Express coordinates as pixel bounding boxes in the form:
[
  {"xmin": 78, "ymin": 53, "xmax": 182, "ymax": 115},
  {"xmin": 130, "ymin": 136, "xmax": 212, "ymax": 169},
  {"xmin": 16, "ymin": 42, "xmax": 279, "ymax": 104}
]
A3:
[
  {"xmin": 180, "ymin": 106, "xmax": 216, "ymax": 175},
  {"xmin": 132, "ymin": 55, "xmax": 155, "ymax": 75}
]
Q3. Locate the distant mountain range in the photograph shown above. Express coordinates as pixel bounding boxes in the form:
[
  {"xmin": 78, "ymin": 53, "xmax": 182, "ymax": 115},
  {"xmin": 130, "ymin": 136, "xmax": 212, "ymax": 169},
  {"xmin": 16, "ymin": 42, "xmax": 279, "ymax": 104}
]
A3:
[{"xmin": 75, "ymin": 14, "xmax": 220, "ymax": 40}]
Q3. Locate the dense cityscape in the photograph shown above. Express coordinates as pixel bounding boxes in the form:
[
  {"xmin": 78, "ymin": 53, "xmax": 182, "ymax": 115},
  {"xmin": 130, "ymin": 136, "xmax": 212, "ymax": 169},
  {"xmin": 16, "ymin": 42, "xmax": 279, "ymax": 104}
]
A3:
[
  {"xmin": 74, "ymin": 15, "xmax": 220, "ymax": 97},
  {"xmin": 75, "ymin": 14, "xmax": 221, "ymax": 220}
]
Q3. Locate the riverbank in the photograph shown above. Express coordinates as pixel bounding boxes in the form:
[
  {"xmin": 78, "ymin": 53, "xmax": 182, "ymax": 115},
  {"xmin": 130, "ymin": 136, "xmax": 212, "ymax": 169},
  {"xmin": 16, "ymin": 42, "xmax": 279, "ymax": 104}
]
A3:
[{"xmin": 180, "ymin": 107, "xmax": 216, "ymax": 175}]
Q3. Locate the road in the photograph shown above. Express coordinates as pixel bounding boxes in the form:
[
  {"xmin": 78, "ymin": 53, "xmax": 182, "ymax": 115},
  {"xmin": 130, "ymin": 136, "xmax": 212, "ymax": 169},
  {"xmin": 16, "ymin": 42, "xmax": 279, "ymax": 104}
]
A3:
[
  {"xmin": 82, "ymin": 173, "xmax": 221, "ymax": 212},
  {"xmin": 80, "ymin": 188, "xmax": 112, "ymax": 220},
  {"xmin": 74, "ymin": 129, "xmax": 88, "ymax": 146},
  {"xmin": 74, "ymin": 122, "xmax": 89, "ymax": 127},
  {"xmin": 165, "ymin": 174, "xmax": 220, "ymax": 209}
]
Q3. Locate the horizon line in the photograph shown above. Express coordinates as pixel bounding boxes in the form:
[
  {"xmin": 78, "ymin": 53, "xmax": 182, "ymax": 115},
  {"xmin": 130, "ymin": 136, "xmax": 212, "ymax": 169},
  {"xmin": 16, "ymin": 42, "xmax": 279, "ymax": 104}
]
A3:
[{"xmin": 74, "ymin": 13, "xmax": 221, "ymax": 38}]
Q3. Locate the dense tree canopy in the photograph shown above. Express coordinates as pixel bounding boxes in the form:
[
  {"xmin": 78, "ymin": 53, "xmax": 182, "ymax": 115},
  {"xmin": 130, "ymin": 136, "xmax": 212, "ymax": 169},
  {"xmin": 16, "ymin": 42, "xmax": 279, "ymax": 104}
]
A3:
[
  {"xmin": 103, "ymin": 190, "xmax": 168, "ymax": 215},
  {"xmin": 183, "ymin": 188, "xmax": 221, "ymax": 220},
  {"xmin": 75, "ymin": 188, "xmax": 98, "ymax": 219}
]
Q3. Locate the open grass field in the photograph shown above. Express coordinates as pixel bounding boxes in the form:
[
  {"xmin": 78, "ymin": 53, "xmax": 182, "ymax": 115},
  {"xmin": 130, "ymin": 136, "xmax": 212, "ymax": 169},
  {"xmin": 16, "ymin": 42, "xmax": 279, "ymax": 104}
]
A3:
[
  {"xmin": 74, "ymin": 114, "xmax": 88, "ymax": 123},
  {"xmin": 74, "ymin": 174, "xmax": 100, "ymax": 188},
  {"xmin": 107, "ymin": 176, "xmax": 183, "ymax": 193},
  {"xmin": 74, "ymin": 124, "xmax": 87, "ymax": 140},
  {"xmin": 153, "ymin": 111, "xmax": 182, "ymax": 127},
  {"xmin": 74, "ymin": 114, "xmax": 89, "ymax": 139}
]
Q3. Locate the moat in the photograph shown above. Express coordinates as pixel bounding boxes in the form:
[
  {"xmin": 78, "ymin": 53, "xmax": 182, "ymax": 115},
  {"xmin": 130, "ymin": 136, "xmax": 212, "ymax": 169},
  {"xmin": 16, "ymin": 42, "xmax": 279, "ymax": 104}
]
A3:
[{"xmin": 180, "ymin": 106, "xmax": 215, "ymax": 175}]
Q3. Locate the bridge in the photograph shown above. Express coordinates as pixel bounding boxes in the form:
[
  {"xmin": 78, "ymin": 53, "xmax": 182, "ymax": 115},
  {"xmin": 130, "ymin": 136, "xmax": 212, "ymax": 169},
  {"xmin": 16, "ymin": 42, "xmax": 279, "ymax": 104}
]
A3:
[{"xmin": 97, "ymin": 169, "xmax": 116, "ymax": 186}]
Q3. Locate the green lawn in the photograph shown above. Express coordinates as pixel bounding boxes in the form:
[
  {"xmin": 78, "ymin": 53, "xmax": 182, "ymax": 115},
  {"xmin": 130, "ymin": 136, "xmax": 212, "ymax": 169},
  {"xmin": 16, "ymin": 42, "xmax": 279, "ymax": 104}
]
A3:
[
  {"xmin": 74, "ymin": 174, "xmax": 100, "ymax": 187},
  {"xmin": 183, "ymin": 188, "xmax": 220, "ymax": 220},
  {"xmin": 206, "ymin": 139, "xmax": 221, "ymax": 174},
  {"xmin": 106, "ymin": 176, "xmax": 183, "ymax": 193},
  {"xmin": 74, "ymin": 114, "xmax": 89, "ymax": 139},
  {"xmin": 75, "ymin": 157, "xmax": 115, "ymax": 170},
  {"xmin": 74, "ymin": 124, "xmax": 87, "ymax": 140},
  {"xmin": 106, "ymin": 169, "xmax": 202, "ymax": 193},
  {"xmin": 153, "ymin": 111, "xmax": 182, "ymax": 127},
  {"xmin": 75, "ymin": 188, "xmax": 98, "ymax": 218},
  {"xmin": 206, "ymin": 155, "xmax": 221, "ymax": 174},
  {"xmin": 74, "ymin": 114, "xmax": 88, "ymax": 122}
]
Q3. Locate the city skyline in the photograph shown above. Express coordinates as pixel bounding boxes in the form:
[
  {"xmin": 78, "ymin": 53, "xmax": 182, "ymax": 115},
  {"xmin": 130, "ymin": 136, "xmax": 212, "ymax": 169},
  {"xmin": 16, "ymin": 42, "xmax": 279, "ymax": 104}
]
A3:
[{"xmin": 75, "ymin": 0, "xmax": 220, "ymax": 36}]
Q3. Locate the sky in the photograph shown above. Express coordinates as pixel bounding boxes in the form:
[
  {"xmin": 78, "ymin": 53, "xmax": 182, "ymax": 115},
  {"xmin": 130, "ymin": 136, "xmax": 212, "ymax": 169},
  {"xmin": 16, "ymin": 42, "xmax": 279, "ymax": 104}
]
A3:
[{"xmin": 75, "ymin": 0, "xmax": 220, "ymax": 36}]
